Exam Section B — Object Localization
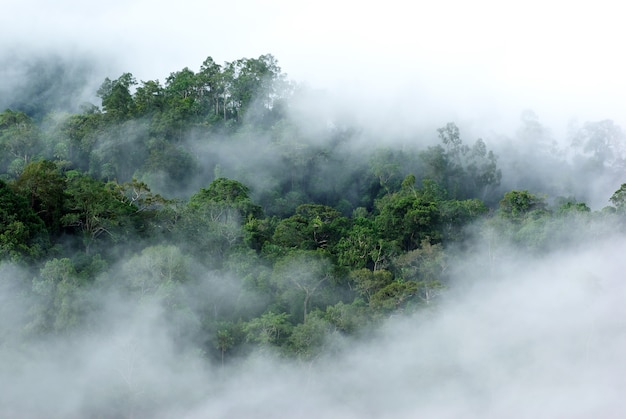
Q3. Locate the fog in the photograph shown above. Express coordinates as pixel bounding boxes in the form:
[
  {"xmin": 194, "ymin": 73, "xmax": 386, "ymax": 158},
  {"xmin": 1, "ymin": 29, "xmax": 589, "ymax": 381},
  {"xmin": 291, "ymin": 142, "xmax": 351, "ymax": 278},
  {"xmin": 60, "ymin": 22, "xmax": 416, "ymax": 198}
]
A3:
[
  {"xmin": 2, "ymin": 0, "xmax": 626, "ymax": 417},
  {"xmin": 2, "ymin": 228, "xmax": 626, "ymax": 417},
  {"xmin": 3, "ymin": 0, "xmax": 626, "ymax": 128}
]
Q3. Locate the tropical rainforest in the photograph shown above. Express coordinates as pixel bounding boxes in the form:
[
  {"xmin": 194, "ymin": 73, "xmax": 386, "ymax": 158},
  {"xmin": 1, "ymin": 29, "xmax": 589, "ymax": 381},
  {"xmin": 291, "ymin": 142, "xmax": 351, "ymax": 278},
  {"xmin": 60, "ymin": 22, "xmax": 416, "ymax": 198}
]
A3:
[{"xmin": 2, "ymin": 53, "xmax": 626, "ymax": 417}]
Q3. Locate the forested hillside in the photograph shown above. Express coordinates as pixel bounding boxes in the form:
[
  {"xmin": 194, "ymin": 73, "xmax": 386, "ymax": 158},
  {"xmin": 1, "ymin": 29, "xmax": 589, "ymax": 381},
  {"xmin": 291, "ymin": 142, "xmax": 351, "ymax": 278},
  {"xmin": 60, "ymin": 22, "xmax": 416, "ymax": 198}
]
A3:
[{"xmin": 2, "ymin": 54, "xmax": 626, "ymax": 417}]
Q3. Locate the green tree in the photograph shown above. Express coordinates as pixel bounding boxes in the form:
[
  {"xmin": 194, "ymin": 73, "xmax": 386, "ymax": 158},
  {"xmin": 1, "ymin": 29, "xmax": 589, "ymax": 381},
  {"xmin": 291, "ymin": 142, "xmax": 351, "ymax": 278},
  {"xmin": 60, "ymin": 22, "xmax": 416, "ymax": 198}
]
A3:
[
  {"xmin": 52, "ymin": 108, "xmax": 103, "ymax": 170},
  {"xmin": 243, "ymin": 311, "xmax": 292, "ymax": 347},
  {"xmin": 0, "ymin": 179, "xmax": 48, "ymax": 262},
  {"xmin": 0, "ymin": 109, "xmax": 43, "ymax": 175},
  {"xmin": 190, "ymin": 177, "xmax": 262, "ymax": 219},
  {"xmin": 287, "ymin": 313, "xmax": 333, "ymax": 359},
  {"xmin": 394, "ymin": 239, "xmax": 447, "ymax": 305},
  {"xmin": 374, "ymin": 177, "xmax": 441, "ymax": 251},
  {"xmin": 272, "ymin": 204, "xmax": 347, "ymax": 251},
  {"xmin": 13, "ymin": 160, "xmax": 66, "ymax": 233},
  {"xmin": 369, "ymin": 280, "xmax": 419, "ymax": 312},
  {"xmin": 271, "ymin": 250, "xmax": 333, "ymax": 322},
  {"xmin": 610, "ymin": 183, "xmax": 626, "ymax": 212},
  {"xmin": 196, "ymin": 56, "xmax": 223, "ymax": 120},
  {"xmin": 133, "ymin": 79, "xmax": 165, "ymax": 117},
  {"xmin": 175, "ymin": 178, "xmax": 262, "ymax": 262},
  {"xmin": 61, "ymin": 173, "xmax": 134, "ymax": 253},
  {"xmin": 349, "ymin": 268, "xmax": 393, "ymax": 304},
  {"xmin": 31, "ymin": 258, "xmax": 85, "ymax": 333},
  {"xmin": 439, "ymin": 197, "xmax": 488, "ymax": 242},
  {"xmin": 97, "ymin": 73, "xmax": 137, "ymax": 120},
  {"xmin": 120, "ymin": 245, "xmax": 190, "ymax": 304},
  {"xmin": 422, "ymin": 123, "xmax": 500, "ymax": 200},
  {"xmin": 323, "ymin": 300, "xmax": 370, "ymax": 334},
  {"xmin": 335, "ymin": 217, "xmax": 378, "ymax": 269},
  {"xmin": 369, "ymin": 148, "xmax": 403, "ymax": 193},
  {"xmin": 215, "ymin": 327, "xmax": 236, "ymax": 366},
  {"xmin": 498, "ymin": 190, "xmax": 547, "ymax": 221}
]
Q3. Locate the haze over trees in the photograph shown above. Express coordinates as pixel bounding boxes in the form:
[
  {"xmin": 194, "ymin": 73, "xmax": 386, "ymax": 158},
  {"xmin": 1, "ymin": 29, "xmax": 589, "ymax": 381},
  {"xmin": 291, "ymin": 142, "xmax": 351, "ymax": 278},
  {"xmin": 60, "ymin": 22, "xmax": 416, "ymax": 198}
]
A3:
[{"xmin": 2, "ymin": 53, "xmax": 626, "ymax": 417}]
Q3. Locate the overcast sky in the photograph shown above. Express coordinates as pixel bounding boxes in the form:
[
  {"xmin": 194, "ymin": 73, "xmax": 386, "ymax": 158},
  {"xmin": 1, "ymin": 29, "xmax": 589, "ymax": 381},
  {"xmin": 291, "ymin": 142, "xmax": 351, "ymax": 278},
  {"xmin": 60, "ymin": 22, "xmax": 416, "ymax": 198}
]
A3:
[{"xmin": 2, "ymin": 0, "xmax": 626, "ymax": 131}]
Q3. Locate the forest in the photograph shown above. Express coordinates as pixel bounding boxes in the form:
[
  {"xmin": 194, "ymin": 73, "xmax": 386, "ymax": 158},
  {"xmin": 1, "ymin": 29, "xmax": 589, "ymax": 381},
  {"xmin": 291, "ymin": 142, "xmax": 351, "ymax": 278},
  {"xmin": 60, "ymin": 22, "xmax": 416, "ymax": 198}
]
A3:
[{"xmin": 2, "ymin": 53, "xmax": 626, "ymax": 417}]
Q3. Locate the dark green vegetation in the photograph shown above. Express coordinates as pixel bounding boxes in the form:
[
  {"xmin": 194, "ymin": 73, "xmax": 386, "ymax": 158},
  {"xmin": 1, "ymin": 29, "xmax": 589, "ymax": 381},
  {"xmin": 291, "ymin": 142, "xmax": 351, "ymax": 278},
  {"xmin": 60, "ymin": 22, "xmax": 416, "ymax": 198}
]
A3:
[{"xmin": 2, "ymin": 54, "xmax": 626, "ymax": 364}]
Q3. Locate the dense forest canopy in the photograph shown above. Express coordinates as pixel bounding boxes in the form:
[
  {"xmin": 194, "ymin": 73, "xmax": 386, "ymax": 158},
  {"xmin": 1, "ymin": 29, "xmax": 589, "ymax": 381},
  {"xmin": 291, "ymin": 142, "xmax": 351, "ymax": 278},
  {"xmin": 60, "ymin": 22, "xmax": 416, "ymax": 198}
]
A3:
[{"xmin": 2, "ymin": 53, "xmax": 626, "ymax": 417}]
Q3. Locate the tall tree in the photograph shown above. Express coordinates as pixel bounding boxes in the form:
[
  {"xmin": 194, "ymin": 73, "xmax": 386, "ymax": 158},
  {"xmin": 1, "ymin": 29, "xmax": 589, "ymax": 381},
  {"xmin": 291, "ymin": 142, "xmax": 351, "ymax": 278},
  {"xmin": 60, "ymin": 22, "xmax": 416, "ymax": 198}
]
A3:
[
  {"xmin": 97, "ymin": 73, "xmax": 137, "ymax": 120},
  {"xmin": 0, "ymin": 109, "xmax": 42, "ymax": 175},
  {"xmin": 13, "ymin": 160, "xmax": 65, "ymax": 233},
  {"xmin": 0, "ymin": 179, "xmax": 48, "ymax": 262},
  {"xmin": 61, "ymin": 173, "xmax": 134, "ymax": 253},
  {"xmin": 271, "ymin": 250, "xmax": 333, "ymax": 322}
]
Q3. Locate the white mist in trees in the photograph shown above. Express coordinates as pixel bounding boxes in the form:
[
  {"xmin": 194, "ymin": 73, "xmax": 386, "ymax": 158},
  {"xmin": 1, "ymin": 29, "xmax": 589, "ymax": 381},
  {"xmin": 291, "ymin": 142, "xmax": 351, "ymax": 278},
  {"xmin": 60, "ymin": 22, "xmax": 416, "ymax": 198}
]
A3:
[
  {"xmin": 244, "ymin": 311, "xmax": 292, "ymax": 347},
  {"xmin": 0, "ymin": 263, "xmax": 33, "ymax": 343},
  {"xmin": 0, "ymin": 109, "xmax": 43, "ymax": 176},
  {"xmin": 271, "ymin": 250, "xmax": 333, "ymax": 323},
  {"xmin": 571, "ymin": 119, "xmax": 626, "ymax": 170},
  {"xmin": 394, "ymin": 239, "xmax": 447, "ymax": 305},
  {"xmin": 172, "ymin": 234, "xmax": 626, "ymax": 418},
  {"xmin": 174, "ymin": 177, "xmax": 263, "ymax": 265},
  {"xmin": 422, "ymin": 122, "xmax": 501, "ymax": 202},
  {"xmin": 120, "ymin": 245, "xmax": 190, "ymax": 301}
]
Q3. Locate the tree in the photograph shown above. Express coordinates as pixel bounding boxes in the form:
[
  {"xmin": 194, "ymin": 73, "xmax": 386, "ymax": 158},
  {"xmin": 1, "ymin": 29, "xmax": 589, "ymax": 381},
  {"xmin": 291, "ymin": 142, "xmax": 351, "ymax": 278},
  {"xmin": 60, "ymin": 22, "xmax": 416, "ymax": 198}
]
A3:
[
  {"xmin": 369, "ymin": 280, "xmax": 419, "ymax": 312},
  {"xmin": 369, "ymin": 148, "xmax": 403, "ymax": 193},
  {"xmin": 215, "ymin": 328, "xmax": 235, "ymax": 366},
  {"xmin": 439, "ymin": 198, "xmax": 488, "ymax": 242},
  {"xmin": 196, "ymin": 56, "xmax": 223, "ymax": 119},
  {"xmin": 374, "ymin": 177, "xmax": 442, "ymax": 251},
  {"xmin": 61, "ymin": 173, "xmax": 134, "ymax": 253},
  {"xmin": 288, "ymin": 313, "xmax": 333, "ymax": 359},
  {"xmin": 120, "ymin": 245, "xmax": 190, "ymax": 304},
  {"xmin": 13, "ymin": 160, "xmax": 66, "ymax": 233},
  {"xmin": 0, "ymin": 179, "xmax": 48, "ymax": 262},
  {"xmin": 133, "ymin": 80, "xmax": 164, "ymax": 117},
  {"xmin": 175, "ymin": 178, "xmax": 262, "ymax": 262},
  {"xmin": 571, "ymin": 119, "xmax": 626, "ymax": 172},
  {"xmin": 139, "ymin": 138, "xmax": 197, "ymax": 190},
  {"xmin": 190, "ymin": 177, "xmax": 262, "ymax": 220},
  {"xmin": 394, "ymin": 239, "xmax": 447, "ymax": 305},
  {"xmin": 465, "ymin": 138, "xmax": 502, "ymax": 200},
  {"xmin": 31, "ymin": 258, "xmax": 85, "ymax": 333},
  {"xmin": 335, "ymin": 217, "xmax": 379, "ymax": 270},
  {"xmin": 225, "ymin": 54, "xmax": 286, "ymax": 122},
  {"xmin": 97, "ymin": 73, "xmax": 137, "ymax": 120},
  {"xmin": 498, "ymin": 190, "xmax": 547, "ymax": 222},
  {"xmin": 243, "ymin": 311, "xmax": 292, "ymax": 347},
  {"xmin": 422, "ymin": 123, "xmax": 501, "ymax": 200},
  {"xmin": 271, "ymin": 250, "xmax": 333, "ymax": 322},
  {"xmin": 349, "ymin": 268, "xmax": 393, "ymax": 304},
  {"xmin": 52, "ymin": 108, "xmax": 103, "ymax": 170},
  {"xmin": 610, "ymin": 183, "xmax": 626, "ymax": 212},
  {"xmin": 272, "ymin": 204, "xmax": 347, "ymax": 251},
  {"xmin": 0, "ymin": 109, "xmax": 43, "ymax": 175}
]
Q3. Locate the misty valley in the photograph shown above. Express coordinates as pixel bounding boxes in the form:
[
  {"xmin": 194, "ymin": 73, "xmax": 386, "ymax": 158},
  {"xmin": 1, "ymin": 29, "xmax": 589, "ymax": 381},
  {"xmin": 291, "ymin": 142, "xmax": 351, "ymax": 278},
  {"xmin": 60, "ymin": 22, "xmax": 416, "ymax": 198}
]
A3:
[{"xmin": 2, "ymin": 54, "xmax": 626, "ymax": 418}]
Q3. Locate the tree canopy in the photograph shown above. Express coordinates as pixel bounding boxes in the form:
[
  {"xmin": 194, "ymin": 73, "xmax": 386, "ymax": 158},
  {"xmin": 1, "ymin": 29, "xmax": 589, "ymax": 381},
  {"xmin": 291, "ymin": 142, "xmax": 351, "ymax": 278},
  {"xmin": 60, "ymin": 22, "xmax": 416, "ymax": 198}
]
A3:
[{"xmin": 1, "ymin": 52, "xmax": 625, "ymax": 367}]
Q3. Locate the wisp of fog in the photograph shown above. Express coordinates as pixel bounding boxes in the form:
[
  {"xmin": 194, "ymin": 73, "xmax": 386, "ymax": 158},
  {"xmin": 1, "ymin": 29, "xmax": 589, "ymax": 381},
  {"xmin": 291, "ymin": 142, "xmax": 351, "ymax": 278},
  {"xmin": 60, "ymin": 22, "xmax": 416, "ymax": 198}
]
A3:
[{"xmin": 1, "ymin": 228, "xmax": 625, "ymax": 418}]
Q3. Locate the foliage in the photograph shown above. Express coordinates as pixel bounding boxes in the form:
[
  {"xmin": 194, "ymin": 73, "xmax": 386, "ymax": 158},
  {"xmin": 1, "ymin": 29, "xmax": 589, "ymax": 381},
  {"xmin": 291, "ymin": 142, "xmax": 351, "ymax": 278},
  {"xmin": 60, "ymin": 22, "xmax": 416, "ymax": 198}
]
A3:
[
  {"xmin": 498, "ymin": 190, "xmax": 547, "ymax": 221},
  {"xmin": 4, "ymin": 53, "xmax": 626, "ymax": 362},
  {"xmin": 0, "ymin": 179, "xmax": 48, "ymax": 261},
  {"xmin": 13, "ymin": 160, "xmax": 66, "ymax": 233},
  {"xmin": 61, "ymin": 173, "xmax": 136, "ymax": 253}
]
